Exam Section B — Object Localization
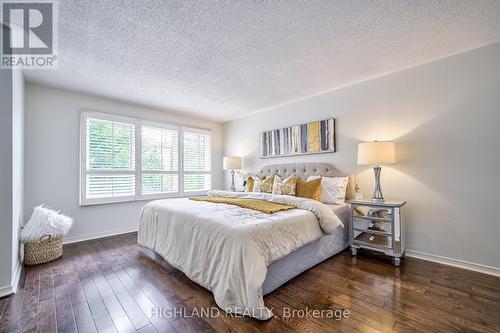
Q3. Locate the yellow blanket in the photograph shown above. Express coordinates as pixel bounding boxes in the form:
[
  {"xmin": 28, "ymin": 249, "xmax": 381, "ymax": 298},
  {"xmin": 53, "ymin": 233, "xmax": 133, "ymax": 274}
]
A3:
[{"xmin": 189, "ymin": 196, "xmax": 295, "ymax": 214}]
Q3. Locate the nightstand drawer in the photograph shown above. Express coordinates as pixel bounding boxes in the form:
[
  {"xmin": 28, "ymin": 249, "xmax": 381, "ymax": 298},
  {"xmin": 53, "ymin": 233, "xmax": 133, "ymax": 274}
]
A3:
[
  {"xmin": 352, "ymin": 217, "xmax": 392, "ymax": 235},
  {"xmin": 354, "ymin": 232, "xmax": 392, "ymax": 250},
  {"xmin": 353, "ymin": 207, "xmax": 392, "ymax": 221}
]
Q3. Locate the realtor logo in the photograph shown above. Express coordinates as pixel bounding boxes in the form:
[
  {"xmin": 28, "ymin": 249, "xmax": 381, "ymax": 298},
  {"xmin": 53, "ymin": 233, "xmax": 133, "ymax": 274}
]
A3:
[{"xmin": 1, "ymin": 1, "xmax": 58, "ymax": 68}]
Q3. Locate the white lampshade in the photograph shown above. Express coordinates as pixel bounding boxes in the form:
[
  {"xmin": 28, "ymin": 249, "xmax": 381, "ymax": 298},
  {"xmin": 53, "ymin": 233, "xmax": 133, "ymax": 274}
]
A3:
[
  {"xmin": 357, "ymin": 141, "xmax": 395, "ymax": 165},
  {"xmin": 223, "ymin": 156, "xmax": 242, "ymax": 170}
]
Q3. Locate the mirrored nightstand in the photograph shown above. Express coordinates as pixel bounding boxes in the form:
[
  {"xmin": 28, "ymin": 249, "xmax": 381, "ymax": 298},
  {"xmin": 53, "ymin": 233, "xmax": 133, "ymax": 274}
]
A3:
[{"xmin": 349, "ymin": 199, "xmax": 407, "ymax": 266}]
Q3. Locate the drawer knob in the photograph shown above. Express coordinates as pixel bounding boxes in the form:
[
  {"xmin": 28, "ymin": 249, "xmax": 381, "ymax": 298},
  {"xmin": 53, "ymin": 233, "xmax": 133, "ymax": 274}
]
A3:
[
  {"xmin": 369, "ymin": 235, "xmax": 375, "ymax": 241},
  {"xmin": 369, "ymin": 222, "xmax": 374, "ymax": 228}
]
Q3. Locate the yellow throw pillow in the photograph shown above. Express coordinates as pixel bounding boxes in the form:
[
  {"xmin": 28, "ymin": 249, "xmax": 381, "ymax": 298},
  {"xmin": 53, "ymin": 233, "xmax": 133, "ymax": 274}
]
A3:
[
  {"xmin": 272, "ymin": 175, "xmax": 297, "ymax": 196},
  {"xmin": 245, "ymin": 176, "xmax": 255, "ymax": 192},
  {"xmin": 260, "ymin": 174, "xmax": 276, "ymax": 193},
  {"xmin": 296, "ymin": 178, "xmax": 322, "ymax": 201}
]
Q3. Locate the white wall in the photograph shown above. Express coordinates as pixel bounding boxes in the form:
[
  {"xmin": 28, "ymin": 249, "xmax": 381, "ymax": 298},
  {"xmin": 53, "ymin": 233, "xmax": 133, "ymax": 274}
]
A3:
[
  {"xmin": 25, "ymin": 84, "xmax": 224, "ymax": 242},
  {"xmin": 12, "ymin": 69, "xmax": 24, "ymax": 288},
  {"xmin": 0, "ymin": 62, "xmax": 24, "ymax": 296},
  {"xmin": 224, "ymin": 43, "xmax": 500, "ymax": 271},
  {"xmin": 0, "ymin": 66, "xmax": 14, "ymax": 293}
]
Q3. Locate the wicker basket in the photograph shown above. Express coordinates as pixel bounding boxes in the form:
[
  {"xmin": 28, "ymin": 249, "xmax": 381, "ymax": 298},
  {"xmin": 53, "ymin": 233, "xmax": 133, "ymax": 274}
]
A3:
[{"xmin": 24, "ymin": 235, "xmax": 63, "ymax": 265}]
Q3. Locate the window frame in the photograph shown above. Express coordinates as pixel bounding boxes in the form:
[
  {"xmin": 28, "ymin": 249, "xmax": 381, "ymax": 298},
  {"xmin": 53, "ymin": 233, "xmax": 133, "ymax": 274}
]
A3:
[
  {"xmin": 139, "ymin": 120, "xmax": 181, "ymax": 200},
  {"xmin": 181, "ymin": 127, "xmax": 213, "ymax": 194},
  {"xmin": 79, "ymin": 110, "xmax": 212, "ymax": 206}
]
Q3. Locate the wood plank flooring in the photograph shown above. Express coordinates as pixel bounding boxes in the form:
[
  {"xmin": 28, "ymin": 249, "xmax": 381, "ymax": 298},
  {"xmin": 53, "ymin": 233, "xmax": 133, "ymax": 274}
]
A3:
[{"xmin": 1, "ymin": 232, "xmax": 499, "ymax": 333}]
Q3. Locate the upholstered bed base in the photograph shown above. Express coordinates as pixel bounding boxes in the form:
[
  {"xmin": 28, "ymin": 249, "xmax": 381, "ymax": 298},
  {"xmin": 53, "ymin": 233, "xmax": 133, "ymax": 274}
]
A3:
[
  {"xmin": 255, "ymin": 163, "xmax": 354, "ymax": 293},
  {"xmin": 263, "ymin": 202, "xmax": 351, "ymax": 295}
]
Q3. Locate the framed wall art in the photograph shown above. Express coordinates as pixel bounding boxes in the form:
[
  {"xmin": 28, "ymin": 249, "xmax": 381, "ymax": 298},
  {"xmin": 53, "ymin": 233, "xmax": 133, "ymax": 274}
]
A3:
[{"xmin": 260, "ymin": 118, "xmax": 335, "ymax": 158}]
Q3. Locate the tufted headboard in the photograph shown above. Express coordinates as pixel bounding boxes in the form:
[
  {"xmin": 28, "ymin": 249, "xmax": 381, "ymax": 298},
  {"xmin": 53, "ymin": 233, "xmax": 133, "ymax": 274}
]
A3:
[{"xmin": 257, "ymin": 163, "xmax": 356, "ymax": 200}]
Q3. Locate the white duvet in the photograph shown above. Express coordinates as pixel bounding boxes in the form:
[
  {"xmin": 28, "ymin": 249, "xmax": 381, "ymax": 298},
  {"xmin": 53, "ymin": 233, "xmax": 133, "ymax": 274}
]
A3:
[{"xmin": 138, "ymin": 190, "xmax": 344, "ymax": 319}]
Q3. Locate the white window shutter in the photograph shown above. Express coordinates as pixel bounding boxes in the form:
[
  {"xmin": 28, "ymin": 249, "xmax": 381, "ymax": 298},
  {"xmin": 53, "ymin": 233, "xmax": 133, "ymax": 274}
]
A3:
[
  {"xmin": 183, "ymin": 130, "xmax": 212, "ymax": 193},
  {"xmin": 80, "ymin": 110, "xmax": 213, "ymax": 205},
  {"xmin": 83, "ymin": 116, "xmax": 136, "ymax": 203},
  {"xmin": 141, "ymin": 125, "xmax": 179, "ymax": 195}
]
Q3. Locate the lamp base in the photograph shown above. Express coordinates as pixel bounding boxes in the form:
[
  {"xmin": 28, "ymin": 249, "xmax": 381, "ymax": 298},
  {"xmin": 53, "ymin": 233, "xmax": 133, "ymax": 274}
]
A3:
[
  {"xmin": 230, "ymin": 169, "xmax": 236, "ymax": 192},
  {"xmin": 372, "ymin": 165, "xmax": 385, "ymax": 202}
]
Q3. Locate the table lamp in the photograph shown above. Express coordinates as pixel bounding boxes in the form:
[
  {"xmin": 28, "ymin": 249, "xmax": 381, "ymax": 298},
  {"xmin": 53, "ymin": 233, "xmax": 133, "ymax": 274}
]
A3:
[
  {"xmin": 223, "ymin": 156, "xmax": 242, "ymax": 191},
  {"xmin": 357, "ymin": 141, "xmax": 395, "ymax": 202}
]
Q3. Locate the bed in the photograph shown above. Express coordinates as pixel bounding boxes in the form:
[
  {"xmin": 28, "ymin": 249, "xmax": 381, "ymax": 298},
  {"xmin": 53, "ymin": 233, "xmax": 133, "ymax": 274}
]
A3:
[{"xmin": 138, "ymin": 163, "xmax": 354, "ymax": 319}]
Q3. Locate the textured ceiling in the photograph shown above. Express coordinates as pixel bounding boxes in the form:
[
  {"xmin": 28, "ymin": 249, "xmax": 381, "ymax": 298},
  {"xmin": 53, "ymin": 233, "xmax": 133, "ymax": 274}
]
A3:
[{"xmin": 23, "ymin": 0, "xmax": 500, "ymax": 122}]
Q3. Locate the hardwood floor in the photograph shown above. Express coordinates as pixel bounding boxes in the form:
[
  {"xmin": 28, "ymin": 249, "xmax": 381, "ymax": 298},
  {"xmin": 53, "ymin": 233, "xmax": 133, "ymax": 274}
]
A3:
[{"xmin": 1, "ymin": 232, "xmax": 499, "ymax": 333}]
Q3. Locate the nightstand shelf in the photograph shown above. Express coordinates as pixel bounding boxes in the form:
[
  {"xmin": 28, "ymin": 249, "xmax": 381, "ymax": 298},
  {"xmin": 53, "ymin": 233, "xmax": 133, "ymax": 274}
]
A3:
[{"xmin": 349, "ymin": 199, "xmax": 407, "ymax": 266}]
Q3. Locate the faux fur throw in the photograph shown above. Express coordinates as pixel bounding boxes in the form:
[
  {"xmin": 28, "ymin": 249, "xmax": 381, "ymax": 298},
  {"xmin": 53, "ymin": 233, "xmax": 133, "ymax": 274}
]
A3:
[{"xmin": 20, "ymin": 205, "xmax": 73, "ymax": 242}]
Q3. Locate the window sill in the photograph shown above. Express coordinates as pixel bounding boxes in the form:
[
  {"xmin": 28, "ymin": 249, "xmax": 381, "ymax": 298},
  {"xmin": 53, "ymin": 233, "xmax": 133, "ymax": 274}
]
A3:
[{"xmin": 79, "ymin": 191, "xmax": 210, "ymax": 207}]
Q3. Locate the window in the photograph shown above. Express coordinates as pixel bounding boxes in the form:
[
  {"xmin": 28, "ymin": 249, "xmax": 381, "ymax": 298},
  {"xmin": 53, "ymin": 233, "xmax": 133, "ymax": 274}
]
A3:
[
  {"xmin": 80, "ymin": 110, "xmax": 212, "ymax": 205},
  {"xmin": 183, "ymin": 129, "xmax": 212, "ymax": 192},
  {"xmin": 83, "ymin": 115, "xmax": 136, "ymax": 202},
  {"xmin": 141, "ymin": 125, "xmax": 179, "ymax": 195}
]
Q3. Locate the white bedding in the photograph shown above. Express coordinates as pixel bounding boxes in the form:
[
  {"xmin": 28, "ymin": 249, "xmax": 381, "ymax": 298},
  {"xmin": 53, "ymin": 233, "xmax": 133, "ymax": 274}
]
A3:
[
  {"xmin": 138, "ymin": 190, "xmax": 344, "ymax": 319},
  {"xmin": 263, "ymin": 203, "xmax": 351, "ymax": 295}
]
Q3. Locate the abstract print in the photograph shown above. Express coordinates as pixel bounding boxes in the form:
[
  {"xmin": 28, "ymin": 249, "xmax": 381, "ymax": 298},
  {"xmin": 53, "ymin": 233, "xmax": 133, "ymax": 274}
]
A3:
[{"xmin": 260, "ymin": 118, "xmax": 335, "ymax": 158}]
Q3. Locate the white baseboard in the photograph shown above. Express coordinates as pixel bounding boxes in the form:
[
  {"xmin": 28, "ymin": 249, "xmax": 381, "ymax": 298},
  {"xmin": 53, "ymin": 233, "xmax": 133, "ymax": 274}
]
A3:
[
  {"xmin": 406, "ymin": 249, "xmax": 500, "ymax": 277},
  {"xmin": 0, "ymin": 262, "xmax": 23, "ymax": 298},
  {"xmin": 0, "ymin": 285, "xmax": 14, "ymax": 298},
  {"xmin": 63, "ymin": 226, "xmax": 138, "ymax": 244},
  {"xmin": 11, "ymin": 261, "xmax": 22, "ymax": 293}
]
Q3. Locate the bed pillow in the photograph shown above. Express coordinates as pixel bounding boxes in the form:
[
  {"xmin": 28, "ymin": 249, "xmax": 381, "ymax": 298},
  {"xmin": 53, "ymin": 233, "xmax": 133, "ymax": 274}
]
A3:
[
  {"xmin": 272, "ymin": 174, "xmax": 297, "ymax": 196},
  {"xmin": 307, "ymin": 175, "xmax": 349, "ymax": 204},
  {"xmin": 252, "ymin": 176, "xmax": 263, "ymax": 192},
  {"xmin": 245, "ymin": 175, "xmax": 267, "ymax": 192},
  {"xmin": 296, "ymin": 178, "xmax": 322, "ymax": 201},
  {"xmin": 245, "ymin": 176, "xmax": 256, "ymax": 192},
  {"xmin": 260, "ymin": 174, "xmax": 276, "ymax": 193}
]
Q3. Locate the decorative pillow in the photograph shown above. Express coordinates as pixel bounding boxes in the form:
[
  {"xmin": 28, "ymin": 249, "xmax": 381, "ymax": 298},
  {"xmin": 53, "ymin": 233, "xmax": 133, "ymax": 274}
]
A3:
[
  {"xmin": 272, "ymin": 175, "xmax": 297, "ymax": 196},
  {"xmin": 307, "ymin": 176, "xmax": 349, "ymax": 204},
  {"xmin": 296, "ymin": 178, "xmax": 322, "ymax": 201},
  {"xmin": 20, "ymin": 205, "xmax": 74, "ymax": 241},
  {"xmin": 252, "ymin": 176, "xmax": 263, "ymax": 192},
  {"xmin": 245, "ymin": 176, "xmax": 256, "ymax": 192},
  {"xmin": 260, "ymin": 174, "xmax": 276, "ymax": 193}
]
